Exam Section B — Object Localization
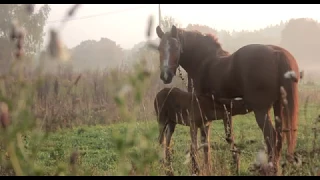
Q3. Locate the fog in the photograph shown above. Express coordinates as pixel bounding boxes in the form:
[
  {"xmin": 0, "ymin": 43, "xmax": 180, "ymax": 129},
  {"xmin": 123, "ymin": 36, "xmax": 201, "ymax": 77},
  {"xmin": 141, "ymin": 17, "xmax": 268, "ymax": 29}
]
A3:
[
  {"xmin": 1, "ymin": 4, "xmax": 319, "ymax": 80},
  {"xmin": 43, "ymin": 4, "xmax": 320, "ymax": 49}
]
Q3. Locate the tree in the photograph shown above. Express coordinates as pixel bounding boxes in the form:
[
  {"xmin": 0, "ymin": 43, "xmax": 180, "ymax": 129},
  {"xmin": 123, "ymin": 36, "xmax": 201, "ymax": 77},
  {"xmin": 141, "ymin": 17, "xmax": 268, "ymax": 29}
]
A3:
[
  {"xmin": 71, "ymin": 38, "xmax": 124, "ymax": 70},
  {"xmin": 160, "ymin": 16, "xmax": 181, "ymax": 32},
  {"xmin": 185, "ymin": 24, "xmax": 218, "ymax": 35},
  {"xmin": 0, "ymin": 4, "xmax": 51, "ymax": 56},
  {"xmin": 280, "ymin": 18, "xmax": 320, "ymax": 66}
]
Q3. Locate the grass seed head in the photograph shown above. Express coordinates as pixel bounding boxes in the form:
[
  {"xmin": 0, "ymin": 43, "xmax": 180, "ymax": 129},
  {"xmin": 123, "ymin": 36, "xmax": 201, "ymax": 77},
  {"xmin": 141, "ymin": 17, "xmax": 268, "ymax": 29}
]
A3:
[
  {"xmin": 10, "ymin": 20, "xmax": 20, "ymax": 41},
  {"xmin": 146, "ymin": 15, "xmax": 154, "ymax": 38},
  {"xmin": 25, "ymin": 4, "xmax": 35, "ymax": 14},
  {"xmin": 47, "ymin": 29, "xmax": 70, "ymax": 61},
  {"xmin": 316, "ymin": 115, "xmax": 320, "ymax": 123},
  {"xmin": 280, "ymin": 86, "xmax": 287, "ymax": 98},
  {"xmin": 48, "ymin": 29, "xmax": 60, "ymax": 58},
  {"xmin": 300, "ymin": 70, "xmax": 304, "ymax": 79},
  {"xmin": 255, "ymin": 147, "xmax": 268, "ymax": 166},
  {"xmin": 67, "ymin": 4, "xmax": 81, "ymax": 17},
  {"xmin": 0, "ymin": 102, "xmax": 10, "ymax": 129}
]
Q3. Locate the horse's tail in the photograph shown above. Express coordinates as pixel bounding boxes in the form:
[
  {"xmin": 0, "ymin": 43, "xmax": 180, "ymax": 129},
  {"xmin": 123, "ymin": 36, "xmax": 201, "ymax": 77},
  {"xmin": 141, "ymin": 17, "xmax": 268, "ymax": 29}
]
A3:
[{"xmin": 277, "ymin": 49, "xmax": 299, "ymax": 161}]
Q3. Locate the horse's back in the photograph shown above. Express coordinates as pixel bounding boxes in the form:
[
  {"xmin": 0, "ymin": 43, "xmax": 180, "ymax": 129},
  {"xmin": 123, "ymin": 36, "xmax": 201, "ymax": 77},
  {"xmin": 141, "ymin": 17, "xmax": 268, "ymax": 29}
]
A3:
[
  {"xmin": 234, "ymin": 44, "xmax": 276, "ymax": 63},
  {"xmin": 266, "ymin": 44, "xmax": 299, "ymax": 73},
  {"xmin": 227, "ymin": 44, "xmax": 298, "ymax": 107},
  {"xmin": 235, "ymin": 44, "xmax": 297, "ymax": 67},
  {"xmin": 155, "ymin": 88, "xmax": 173, "ymax": 107},
  {"xmin": 154, "ymin": 88, "xmax": 172, "ymax": 115},
  {"xmin": 154, "ymin": 87, "xmax": 188, "ymax": 112},
  {"xmin": 233, "ymin": 44, "xmax": 299, "ymax": 83},
  {"xmin": 232, "ymin": 44, "xmax": 283, "ymax": 83}
]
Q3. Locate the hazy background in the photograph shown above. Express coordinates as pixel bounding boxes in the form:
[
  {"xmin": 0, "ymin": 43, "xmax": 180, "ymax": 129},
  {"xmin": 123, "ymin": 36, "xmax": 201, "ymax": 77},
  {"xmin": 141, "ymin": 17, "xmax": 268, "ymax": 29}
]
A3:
[
  {"xmin": 2, "ymin": 4, "xmax": 320, "ymax": 81},
  {"xmin": 42, "ymin": 4, "xmax": 320, "ymax": 49}
]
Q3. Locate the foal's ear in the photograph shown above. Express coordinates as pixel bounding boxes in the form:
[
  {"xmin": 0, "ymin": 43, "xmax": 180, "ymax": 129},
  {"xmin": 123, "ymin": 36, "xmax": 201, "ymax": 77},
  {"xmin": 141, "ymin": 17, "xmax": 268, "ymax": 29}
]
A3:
[
  {"xmin": 156, "ymin": 26, "xmax": 164, "ymax": 39},
  {"xmin": 171, "ymin": 25, "xmax": 178, "ymax": 38}
]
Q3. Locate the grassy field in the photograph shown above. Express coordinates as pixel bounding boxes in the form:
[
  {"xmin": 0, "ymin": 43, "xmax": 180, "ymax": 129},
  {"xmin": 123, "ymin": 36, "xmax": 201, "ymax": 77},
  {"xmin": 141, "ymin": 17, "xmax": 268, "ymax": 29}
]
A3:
[
  {"xmin": 0, "ymin": 64, "xmax": 319, "ymax": 176},
  {"xmin": 30, "ymin": 103, "xmax": 320, "ymax": 176}
]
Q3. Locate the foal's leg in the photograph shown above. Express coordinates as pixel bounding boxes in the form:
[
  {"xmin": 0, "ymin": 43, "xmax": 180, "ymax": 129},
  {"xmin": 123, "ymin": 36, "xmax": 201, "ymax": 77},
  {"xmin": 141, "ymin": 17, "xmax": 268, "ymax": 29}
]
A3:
[
  {"xmin": 190, "ymin": 124, "xmax": 200, "ymax": 175},
  {"xmin": 158, "ymin": 120, "xmax": 167, "ymax": 166},
  {"xmin": 200, "ymin": 125, "xmax": 211, "ymax": 174},
  {"xmin": 164, "ymin": 123, "xmax": 176, "ymax": 176}
]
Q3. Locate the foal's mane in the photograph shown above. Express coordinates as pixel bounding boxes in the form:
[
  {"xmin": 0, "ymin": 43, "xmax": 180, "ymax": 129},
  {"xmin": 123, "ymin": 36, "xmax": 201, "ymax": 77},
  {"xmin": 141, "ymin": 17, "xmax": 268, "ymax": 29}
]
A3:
[{"xmin": 176, "ymin": 28, "xmax": 229, "ymax": 56}]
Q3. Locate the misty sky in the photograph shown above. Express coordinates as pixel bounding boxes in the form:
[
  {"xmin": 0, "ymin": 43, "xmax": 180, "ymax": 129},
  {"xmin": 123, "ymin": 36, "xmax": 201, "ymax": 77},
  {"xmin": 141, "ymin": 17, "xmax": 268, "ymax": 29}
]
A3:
[{"xmin": 41, "ymin": 4, "xmax": 320, "ymax": 50}]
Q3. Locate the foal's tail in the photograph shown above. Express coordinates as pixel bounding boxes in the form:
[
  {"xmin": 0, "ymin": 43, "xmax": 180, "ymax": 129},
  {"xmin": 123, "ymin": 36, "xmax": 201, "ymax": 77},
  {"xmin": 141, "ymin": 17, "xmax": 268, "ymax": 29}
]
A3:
[{"xmin": 277, "ymin": 49, "xmax": 299, "ymax": 160}]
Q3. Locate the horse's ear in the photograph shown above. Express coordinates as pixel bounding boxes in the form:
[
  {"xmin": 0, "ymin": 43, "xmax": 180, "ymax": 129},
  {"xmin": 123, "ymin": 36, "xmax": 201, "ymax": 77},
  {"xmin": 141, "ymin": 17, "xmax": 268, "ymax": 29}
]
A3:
[
  {"xmin": 156, "ymin": 26, "xmax": 164, "ymax": 39},
  {"xmin": 171, "ymin": 25, "xmax": 178, "ymax": 38}
]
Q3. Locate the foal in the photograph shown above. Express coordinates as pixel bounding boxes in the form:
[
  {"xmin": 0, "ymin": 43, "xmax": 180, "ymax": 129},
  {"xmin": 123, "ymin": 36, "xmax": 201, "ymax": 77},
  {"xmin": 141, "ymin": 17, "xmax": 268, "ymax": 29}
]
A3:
[{"xmin": 154, "ymin": 87, "xmax": 251, "ymax": 175}]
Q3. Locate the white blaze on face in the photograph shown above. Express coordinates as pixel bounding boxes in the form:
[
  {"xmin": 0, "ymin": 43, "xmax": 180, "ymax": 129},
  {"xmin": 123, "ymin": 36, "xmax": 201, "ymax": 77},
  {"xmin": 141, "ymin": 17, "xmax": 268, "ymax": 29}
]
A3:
[{"xmin": 163, "ymin": 40, "xmax": 171, "ymax": 81}]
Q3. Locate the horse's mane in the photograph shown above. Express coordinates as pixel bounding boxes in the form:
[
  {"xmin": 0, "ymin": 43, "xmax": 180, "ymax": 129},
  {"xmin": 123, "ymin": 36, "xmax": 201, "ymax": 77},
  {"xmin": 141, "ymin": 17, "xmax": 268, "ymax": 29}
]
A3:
[{"xmin": 176, "ymin": 28, "xmax": 229, "ymax": 55}]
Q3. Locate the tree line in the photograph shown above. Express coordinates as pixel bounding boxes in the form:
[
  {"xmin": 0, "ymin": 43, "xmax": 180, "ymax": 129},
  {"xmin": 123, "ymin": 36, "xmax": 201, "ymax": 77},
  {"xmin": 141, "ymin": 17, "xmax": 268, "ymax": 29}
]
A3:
[{"xmin": 0, "ymin": 5, "xmax": 319, "ymax": 72}]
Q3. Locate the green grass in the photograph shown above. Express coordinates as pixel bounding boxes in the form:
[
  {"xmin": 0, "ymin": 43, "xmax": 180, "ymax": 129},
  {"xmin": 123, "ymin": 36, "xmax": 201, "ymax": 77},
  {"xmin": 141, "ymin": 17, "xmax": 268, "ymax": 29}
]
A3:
[{"xmin": 31, "ymin": 105, "xmax": 320, "ymax": 176}]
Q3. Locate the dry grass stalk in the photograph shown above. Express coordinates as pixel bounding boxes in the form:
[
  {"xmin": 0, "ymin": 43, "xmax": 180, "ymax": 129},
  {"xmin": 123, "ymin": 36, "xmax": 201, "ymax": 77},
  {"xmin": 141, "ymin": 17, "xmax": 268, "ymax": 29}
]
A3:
[
  {"xmin": 0, "ymin": 102, "xmax": 10, "ymax": 129},
  {"xmin": 67, "ymin": 5, "xmax": 81, "ymax": 17}
]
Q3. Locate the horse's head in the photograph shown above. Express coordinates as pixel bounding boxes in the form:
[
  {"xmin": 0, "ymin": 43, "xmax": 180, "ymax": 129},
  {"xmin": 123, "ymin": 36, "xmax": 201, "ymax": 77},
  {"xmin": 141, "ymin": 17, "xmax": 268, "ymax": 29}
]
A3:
[{"xmin": 155, "ymin": 25, "xmax": 182, "ymax": 84}]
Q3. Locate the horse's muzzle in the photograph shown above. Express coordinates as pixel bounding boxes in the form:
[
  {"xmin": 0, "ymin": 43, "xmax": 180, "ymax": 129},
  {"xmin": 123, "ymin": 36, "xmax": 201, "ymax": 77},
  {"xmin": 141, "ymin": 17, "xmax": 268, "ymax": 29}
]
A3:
[{"xmin": 160, "ymin": 68, "xmax": 174, "ymax": 84}]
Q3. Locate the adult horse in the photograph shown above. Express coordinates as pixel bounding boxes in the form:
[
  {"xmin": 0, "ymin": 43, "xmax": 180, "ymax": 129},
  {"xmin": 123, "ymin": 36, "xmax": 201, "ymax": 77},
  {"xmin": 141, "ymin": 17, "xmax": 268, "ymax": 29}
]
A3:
[
  {"xmin": 177, "ymin": 42, "xmax": 241, "ymax": 174},
  {"xmin": 153, "ymin": 25, "xmax": 300, "ymax": 174}
]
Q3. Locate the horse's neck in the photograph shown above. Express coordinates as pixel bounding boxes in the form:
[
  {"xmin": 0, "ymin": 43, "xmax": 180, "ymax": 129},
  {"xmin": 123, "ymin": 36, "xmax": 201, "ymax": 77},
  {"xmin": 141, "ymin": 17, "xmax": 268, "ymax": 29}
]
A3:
[
  {"xmin": 179, "ymin": 35, "xmax": 228, "ymax": 75},
  {"xmin": 180, "ymin": 48, "xmax": 219, "ymax": 79}
]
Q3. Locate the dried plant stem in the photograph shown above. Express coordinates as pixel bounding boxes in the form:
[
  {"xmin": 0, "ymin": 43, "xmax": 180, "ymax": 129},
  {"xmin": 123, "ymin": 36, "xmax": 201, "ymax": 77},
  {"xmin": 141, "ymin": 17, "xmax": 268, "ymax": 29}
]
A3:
[
  {"xmin": 7, "ymin": 142, "xmax": 23, "ymax": 176},
  {"xmin": 52, "ymin": 74, "xmax": 81, "ymax": 117},
  {"xmin": 312, "ymin": 126, "xmax": 318, "ymax": 156}
]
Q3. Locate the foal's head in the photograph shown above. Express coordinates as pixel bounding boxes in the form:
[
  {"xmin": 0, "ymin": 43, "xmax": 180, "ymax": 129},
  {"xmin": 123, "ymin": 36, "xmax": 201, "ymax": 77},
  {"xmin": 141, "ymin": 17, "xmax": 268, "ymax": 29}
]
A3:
[{"xmin": 155, "ymin": 25, "xmax": 182, "ymax": 84}]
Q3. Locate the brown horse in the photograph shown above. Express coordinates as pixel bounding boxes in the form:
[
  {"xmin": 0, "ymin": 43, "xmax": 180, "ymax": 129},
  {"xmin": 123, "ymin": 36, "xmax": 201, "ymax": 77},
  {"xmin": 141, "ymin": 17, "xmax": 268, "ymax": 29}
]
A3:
[
  {"xmin": 154, "ymin": 87, "xmax": 251, "ymax": 175},
  {"xmin": 153, "ymin": 25, "xmax": 300, "ymax": 174}
]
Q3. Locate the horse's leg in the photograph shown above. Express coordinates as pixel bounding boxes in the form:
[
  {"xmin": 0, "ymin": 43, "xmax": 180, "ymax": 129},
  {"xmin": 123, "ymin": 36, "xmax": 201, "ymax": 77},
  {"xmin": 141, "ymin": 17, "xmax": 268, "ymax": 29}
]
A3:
[
  {"xmin": 164, "ymin": 123, "xmax": 176, "ymax": 176},
  {"xmin": 273, "ymin": 100, "xmax": 283, "ymax": 173},
  {"xmin": 190, "ymin": 124, "xmax": 200, "ymax": 175},
  {"xmin": 158, "ymin": 119, "xmax": 166, "ymax": 164},
  {"xmin": 200, "ymin": 125, "xmax": 211, "ymax": 174},
  {"xmin": 253, "ymin": 108, "xmax": 277, "ymax": 172}
]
